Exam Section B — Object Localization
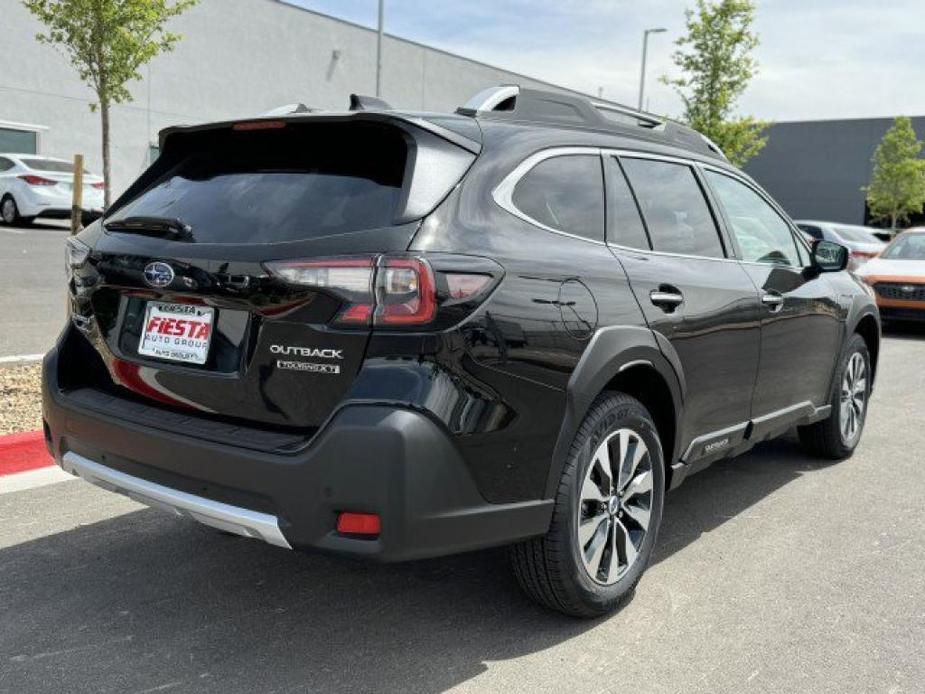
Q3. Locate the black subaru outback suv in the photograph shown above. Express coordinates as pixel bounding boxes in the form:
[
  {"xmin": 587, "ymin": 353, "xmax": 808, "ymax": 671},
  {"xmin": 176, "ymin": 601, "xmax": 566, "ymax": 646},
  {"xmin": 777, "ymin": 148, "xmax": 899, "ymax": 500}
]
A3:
[{"xmin": 44, "ymin": 86, "xmax": 880, "ymax": 617}]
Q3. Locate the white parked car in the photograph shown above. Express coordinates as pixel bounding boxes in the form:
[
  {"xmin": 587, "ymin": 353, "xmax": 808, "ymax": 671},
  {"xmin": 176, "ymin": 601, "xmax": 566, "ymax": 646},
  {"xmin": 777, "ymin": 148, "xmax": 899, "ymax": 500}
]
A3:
[
  {"xmin": 0, "ymin": 153, "xmax": 105, "ymax": 226},
  {"xmin": 795, "ymin": 220, "xmax": 886, "ymax": 270}
]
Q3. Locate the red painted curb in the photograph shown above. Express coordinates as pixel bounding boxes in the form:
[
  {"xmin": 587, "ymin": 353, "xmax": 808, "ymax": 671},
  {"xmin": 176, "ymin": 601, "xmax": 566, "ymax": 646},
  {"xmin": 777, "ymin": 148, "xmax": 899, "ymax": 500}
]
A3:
[{"xmin": 0, "ymin": 430, "xmax": 54, "ymax": 476}]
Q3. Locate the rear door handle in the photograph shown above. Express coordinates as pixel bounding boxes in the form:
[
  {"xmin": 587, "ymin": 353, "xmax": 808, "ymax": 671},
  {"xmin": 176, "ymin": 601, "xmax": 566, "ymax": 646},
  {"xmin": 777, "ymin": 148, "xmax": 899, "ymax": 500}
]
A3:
[
  {"xmin": 761, "ymin": 292, "xmax": 784, "ymax": 312},
  {"xmin": 650, "ymin": 289, "xmax": 684, "ymax": 311}
]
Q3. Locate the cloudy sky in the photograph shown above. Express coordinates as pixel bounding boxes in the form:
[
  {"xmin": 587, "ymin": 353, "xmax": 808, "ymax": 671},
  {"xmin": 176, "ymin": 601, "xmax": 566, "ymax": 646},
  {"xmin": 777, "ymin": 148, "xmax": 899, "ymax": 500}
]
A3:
[{"xmin": 286, "ymin": 0, "xmax": 925, "ymax": 122}]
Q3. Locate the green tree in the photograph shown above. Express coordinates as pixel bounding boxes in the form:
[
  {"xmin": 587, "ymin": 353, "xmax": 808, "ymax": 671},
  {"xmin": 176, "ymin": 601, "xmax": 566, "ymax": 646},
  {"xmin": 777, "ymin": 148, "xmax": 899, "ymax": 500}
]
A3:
[
  {"xmin": 663, "ymin": 0, "xmax": 768, "ymax": 167},
  {"xmin": 22, "ymin": 0, "xmax": 197, "ymax": 207},
  {"xmin": 864, "ymin": 117, "xmax": 925, "ymax": 230}
]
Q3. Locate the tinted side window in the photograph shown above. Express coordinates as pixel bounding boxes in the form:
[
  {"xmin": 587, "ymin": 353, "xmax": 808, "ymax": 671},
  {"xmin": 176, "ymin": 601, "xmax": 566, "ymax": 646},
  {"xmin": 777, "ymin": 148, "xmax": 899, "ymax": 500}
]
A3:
[
  {"xmin": 605, "ymin": 157, "xmax": 650, "ymax": 249},
  {"xmin": 621, "ymin": 158, "xmax": 725, "ymax": 258},
  {"xmin": 0, "ymin": 157, "xmax": 12, "ymax": 172},
  {"xmin": 511, "ymin": 154, "xmax": 604, "ymax": 241},
  {"xmin": 706, "ymin": 171, "xmax": 800, "ymax": 266}
]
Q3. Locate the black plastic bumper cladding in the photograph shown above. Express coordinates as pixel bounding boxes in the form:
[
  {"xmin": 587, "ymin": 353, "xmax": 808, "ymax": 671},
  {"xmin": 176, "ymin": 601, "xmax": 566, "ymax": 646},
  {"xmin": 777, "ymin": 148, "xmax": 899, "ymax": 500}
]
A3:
[{"xmin": 43, "ymin": 340, "xmax": 552, "ymax": 561}]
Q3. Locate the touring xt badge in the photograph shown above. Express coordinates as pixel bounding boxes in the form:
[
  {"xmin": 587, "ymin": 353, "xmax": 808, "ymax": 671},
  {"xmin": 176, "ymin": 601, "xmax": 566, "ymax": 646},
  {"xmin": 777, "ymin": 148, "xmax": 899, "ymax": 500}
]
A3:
[{"xmin": 270, "ymin": 344, "xmax": 343, "ymax": 374}]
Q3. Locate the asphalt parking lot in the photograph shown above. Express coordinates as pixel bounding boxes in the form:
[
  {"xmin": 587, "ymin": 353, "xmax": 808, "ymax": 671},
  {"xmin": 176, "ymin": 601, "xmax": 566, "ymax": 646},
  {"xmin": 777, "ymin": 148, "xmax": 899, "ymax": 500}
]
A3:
[
  {"xmin": 0, "ymin": 221, "xmax": 69, "ymax": 358},
  {"xmin": 1, "ymin": 327, "xmax": 924, "ymax": 693}
]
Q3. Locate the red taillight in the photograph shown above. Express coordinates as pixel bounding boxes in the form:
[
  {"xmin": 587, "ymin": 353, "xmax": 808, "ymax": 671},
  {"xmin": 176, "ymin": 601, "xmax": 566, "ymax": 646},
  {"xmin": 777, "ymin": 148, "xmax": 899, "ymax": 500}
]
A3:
[
  {"xmin": 375, "ymin": 257, "xmax": 437, "ymax": 325},
  {"xmin": 232, "ymin": 120, "xmax": 287, "ymax": 131},
  {"xmin": 18, "ymin": 174, "xmax": 56, "ymax": 186},
  {"xmin": 336, "ymin": 512, "xmax": 380, "ymax": 536},
  {"xmin": 446, "ymin": 273, "xmax": 493, "ymax": 300},
  {"xmin": 264, "ymin": 255, "xmax": 441, "ymax": 328},
  {"xmin": 264, "ymin": 256, "xmax": 376, "ymax": 325},
  {"xmin": 91, "ymin": 181, "xmax": 105, "ymax": 190}
]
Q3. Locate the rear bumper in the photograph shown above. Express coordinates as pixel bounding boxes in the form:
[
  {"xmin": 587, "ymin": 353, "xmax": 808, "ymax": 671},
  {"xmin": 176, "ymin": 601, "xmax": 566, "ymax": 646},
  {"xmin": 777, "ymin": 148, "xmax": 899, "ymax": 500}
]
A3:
[{"xmin": 42, "ymin": 342, "xmax": 552, "ymax": 561}]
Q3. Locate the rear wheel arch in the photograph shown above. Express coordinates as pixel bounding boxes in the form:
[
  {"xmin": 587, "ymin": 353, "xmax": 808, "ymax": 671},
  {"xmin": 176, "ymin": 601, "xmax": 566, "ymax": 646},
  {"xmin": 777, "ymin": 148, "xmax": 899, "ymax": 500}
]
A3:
[
  {"xmin": 853, "ymin": 312, "xmax": 880, "ymax": 386},
  {"xmin": 546, "ymin": 327, "xmax": 684, "ymax": 497}
]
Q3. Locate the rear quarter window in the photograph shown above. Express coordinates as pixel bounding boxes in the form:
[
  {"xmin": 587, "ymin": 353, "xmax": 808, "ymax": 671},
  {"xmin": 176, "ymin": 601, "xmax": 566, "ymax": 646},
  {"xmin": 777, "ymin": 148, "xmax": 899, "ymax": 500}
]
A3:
[{"xmin": 510, "ymin": 154, "xmax": 604, "ymax": 242}]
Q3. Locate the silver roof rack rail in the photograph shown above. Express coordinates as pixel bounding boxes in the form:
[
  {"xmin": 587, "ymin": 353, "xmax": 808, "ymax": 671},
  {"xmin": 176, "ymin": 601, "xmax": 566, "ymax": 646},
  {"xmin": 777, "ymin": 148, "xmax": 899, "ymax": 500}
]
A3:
[
  {"xmin": 454, "ymin": 84, "xmax": 723, "ymax": 160},
  {"xmin": 262, "ymin": 103, "xmax": 318, "ymax": 117},
  {"xmin": 699, "ymin": 133, "xmax": 729, "ymax": 160},
  {"xmin": 457, "ymin": 85, "xmax": 520, "ymax": 115},
  {"xmin": 591, "ymin": 101, "xmax": 664, "ymax": 129}
]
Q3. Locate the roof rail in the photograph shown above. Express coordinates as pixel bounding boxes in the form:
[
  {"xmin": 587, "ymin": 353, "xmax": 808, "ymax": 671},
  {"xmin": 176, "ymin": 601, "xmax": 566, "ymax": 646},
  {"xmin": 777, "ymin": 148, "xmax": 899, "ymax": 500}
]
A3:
[
  {"xmin": 456, "ymin": 85, "xmax": 663, "ymax": 130},
  {"xmin": 454, "ymin": 84, "xmax": 729, "ymax": 160},
  {"xmin": 262, "ymin": 103, "xmax": 319, "ymax": 116},
  {"xmin": 699, "ymin": 133, "xmax": 729, "ymax": 160},
  {"xmin": 457, "ymin": 85, "xmax": 520, "ymax": 115},
  {"xmin": 349, "ymin": 94, "xmax": 394, "ymax": 111}
]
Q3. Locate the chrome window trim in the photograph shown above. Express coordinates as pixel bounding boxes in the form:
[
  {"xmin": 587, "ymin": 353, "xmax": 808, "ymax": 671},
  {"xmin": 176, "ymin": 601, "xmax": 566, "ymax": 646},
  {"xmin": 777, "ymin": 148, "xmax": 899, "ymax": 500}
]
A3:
[
  {"xmin": 606, "ymin": 149, "xmax": 735, "ymax": 263},
  {"xmin": 492, "ymin": 145, "xmax": 807, "ymax": 263}
]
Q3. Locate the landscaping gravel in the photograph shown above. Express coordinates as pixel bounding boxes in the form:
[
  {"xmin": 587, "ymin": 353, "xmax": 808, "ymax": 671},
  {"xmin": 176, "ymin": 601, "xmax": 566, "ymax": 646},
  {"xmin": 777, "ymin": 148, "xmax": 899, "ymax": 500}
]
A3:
[{"xmin": 0, "ymin": 363, "xmax": 43, "ymax": 436}]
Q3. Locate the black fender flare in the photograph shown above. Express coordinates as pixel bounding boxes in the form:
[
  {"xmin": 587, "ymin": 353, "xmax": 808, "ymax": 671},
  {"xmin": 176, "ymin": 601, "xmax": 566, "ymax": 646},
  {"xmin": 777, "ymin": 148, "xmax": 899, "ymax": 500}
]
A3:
[
  {"xmin": 544, "ymin": 326, "xmax": 685, "ymax": 498},
  {"xmin": 845, "ymin": 296, "xmax": 881, "ymax": 383}
]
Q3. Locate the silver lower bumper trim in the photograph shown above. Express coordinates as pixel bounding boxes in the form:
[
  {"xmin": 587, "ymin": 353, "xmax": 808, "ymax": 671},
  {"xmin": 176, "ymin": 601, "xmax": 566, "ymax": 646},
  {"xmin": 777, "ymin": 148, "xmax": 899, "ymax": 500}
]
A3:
[{"xmin": 61, "ymin": 452, "xmax": 292, "ymax": 549}]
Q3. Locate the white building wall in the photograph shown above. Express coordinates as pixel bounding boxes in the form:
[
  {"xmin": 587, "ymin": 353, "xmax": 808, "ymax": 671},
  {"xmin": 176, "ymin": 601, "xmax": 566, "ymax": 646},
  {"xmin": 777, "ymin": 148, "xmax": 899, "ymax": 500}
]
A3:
[{"xmin": 0, "ymin": 0, "xmax": 596, "ymax": 195}]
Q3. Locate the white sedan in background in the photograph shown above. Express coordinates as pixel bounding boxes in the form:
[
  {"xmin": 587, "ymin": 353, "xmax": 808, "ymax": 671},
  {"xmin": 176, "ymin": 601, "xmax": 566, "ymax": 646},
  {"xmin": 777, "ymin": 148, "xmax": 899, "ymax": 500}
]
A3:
[
  {"xmin": 0, "ymin": 153, "xmax": 105, "ymax": 226},
  {"xmin": 795, "ymin": 219, "xmax": 886, "ymax": 270}
]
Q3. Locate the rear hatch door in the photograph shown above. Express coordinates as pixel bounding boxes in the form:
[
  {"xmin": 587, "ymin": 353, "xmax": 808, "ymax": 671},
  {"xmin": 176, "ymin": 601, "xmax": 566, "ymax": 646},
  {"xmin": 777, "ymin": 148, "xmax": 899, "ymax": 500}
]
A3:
[{"xmin": 75, "ymin": 114, "xmax": 478, "ymax": 430}]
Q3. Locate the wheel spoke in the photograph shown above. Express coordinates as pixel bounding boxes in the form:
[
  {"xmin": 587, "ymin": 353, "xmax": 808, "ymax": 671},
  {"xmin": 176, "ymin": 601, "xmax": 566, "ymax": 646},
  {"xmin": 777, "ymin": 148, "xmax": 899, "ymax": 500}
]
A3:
[
  {"xmin": 622, "ymin": 501, "xmax": 650, "ymax": 529},
  {"xmin": 618, "ymin": 431, "xmax": 646, "ymax": 492},
  {"xmin": 583, "ymin": 518, "xmax": 610, "ymax": 578},
  {"xmin": 578, "ymin": 513, "xmax": 608, "ymax": 547},
  {"xmin": 604, "ymin": 521, "xmax": 620, "ymax": 583},
  {"xmin": 623, "ymin": 469, "xmax": 653, "ymax": 502},
  {"xmin": 581, "ymin": 475, "xmax": 606, "ymax": 505},
  {"xmin": 614, "ymin": 518, "xmax": 637, "ymax": 570},
  {"xmin": 594, "ymin": 441, "xmax": 614, "ymax": 494}
]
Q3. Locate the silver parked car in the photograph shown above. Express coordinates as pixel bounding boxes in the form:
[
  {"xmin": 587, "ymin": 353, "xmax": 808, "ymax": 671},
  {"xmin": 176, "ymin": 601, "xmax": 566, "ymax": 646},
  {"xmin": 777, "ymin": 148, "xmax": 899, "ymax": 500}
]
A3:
[
  {"xmin": 0, "ymin": 153, "xmax": 105, "ymax": 226},
  {"xmin": 796, "ymin": 220, "xmax": 886, "ymax": 270}
]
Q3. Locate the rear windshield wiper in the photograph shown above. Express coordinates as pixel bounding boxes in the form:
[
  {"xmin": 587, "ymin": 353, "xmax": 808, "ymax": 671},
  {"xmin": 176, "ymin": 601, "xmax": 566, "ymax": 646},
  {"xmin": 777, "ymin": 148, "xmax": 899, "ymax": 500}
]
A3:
[{"xmin": 104, "ymin": 216, "xmax": 194, "ymax": 240}]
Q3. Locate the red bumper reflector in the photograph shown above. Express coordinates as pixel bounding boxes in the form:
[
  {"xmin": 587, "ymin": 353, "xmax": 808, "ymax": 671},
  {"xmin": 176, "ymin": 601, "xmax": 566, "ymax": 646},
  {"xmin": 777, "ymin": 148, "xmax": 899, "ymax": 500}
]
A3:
[{"xmin": 337, "ymin": 512, "xmax": 381, "ymax": 536}]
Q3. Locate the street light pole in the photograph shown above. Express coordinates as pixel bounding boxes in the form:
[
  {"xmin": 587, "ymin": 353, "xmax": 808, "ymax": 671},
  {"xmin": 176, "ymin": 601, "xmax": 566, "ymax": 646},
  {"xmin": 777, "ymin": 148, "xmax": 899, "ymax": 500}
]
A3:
[
  {"xmin": 638, "ymin": 27, "xmax": 667, "ymax": 111},
  {"xmin": 376, "ymin": 0, "xmax": 384, "ymax": 97}
]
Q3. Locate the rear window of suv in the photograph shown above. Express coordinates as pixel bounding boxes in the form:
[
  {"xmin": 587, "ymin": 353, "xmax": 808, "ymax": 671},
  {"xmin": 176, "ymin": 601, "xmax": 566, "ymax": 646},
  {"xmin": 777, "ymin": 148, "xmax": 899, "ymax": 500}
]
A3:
[{"xmin": 109, "ymin": 123, "xmax": 408, "ymax": 244}]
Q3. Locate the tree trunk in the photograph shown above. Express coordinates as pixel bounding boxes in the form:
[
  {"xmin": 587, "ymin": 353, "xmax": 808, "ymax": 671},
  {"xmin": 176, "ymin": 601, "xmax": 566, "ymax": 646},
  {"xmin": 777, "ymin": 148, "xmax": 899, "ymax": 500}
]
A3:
[
  {"xmin": 100, "ymin": 98, "xmax": 112, "ymax": 209},
  {"xmin": 890, "ymin": 211, "xmax": 897, "ymax": 231}
]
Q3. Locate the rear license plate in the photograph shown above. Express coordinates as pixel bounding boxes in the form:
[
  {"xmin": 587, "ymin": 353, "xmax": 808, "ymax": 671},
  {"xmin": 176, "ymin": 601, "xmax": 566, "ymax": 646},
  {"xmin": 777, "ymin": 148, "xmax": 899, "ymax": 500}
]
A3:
[{"xmin": 138, "ymin": 302, "xmax": 214, "ymax": 365}]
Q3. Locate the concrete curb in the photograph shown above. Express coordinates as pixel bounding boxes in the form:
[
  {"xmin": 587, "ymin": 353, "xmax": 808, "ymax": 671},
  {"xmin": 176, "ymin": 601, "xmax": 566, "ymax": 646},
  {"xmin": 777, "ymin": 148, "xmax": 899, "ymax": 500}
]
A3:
[{"xmin": 0, "ymin": 430, "xmax": 53, "ymax": 476}]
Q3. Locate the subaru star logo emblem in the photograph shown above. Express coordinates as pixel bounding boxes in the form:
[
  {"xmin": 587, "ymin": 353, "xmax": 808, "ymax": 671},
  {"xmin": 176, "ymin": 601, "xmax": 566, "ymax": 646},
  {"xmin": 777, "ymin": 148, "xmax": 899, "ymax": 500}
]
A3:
[
  {"xmin": 902, "ymin": 285, "xmax": 916, "ymax": 293},
  {"xmin": 143, "ymin": 261, "xmax": 175, "ymax": 288}
]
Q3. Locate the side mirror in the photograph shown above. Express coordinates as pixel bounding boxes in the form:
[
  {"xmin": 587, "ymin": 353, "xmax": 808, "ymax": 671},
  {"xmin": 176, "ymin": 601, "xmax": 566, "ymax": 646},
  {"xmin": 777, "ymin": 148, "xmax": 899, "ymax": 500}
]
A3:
[{"xmin": 812, "ymin": 239, "xmax": 849, "ymax": 272}]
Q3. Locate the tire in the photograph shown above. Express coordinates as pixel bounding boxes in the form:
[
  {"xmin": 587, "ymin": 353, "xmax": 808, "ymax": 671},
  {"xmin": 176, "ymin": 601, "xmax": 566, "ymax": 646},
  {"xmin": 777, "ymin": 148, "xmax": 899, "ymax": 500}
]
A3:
[
  {"xmin": 798, "ymin": 333, "xmax": 871, "ymax": 459},
  {"xmin": 511, "ymin": 392, "xmax": 665, "ymax": 618},
  {"xmin": 0, "ymin": 195, "xmax": 19, "ymax": 225}
]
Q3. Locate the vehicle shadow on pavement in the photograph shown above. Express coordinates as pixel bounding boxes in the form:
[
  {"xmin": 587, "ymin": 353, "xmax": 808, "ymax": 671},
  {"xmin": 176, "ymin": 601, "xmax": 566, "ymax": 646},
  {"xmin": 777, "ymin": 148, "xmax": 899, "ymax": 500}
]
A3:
[
  {"xmin": 880, "ymin": 321, "xmax": 925, "ymax": 341},
  {"xmin": 1, "ymin": 436, "xmax": 828, "ymax": 693}
]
